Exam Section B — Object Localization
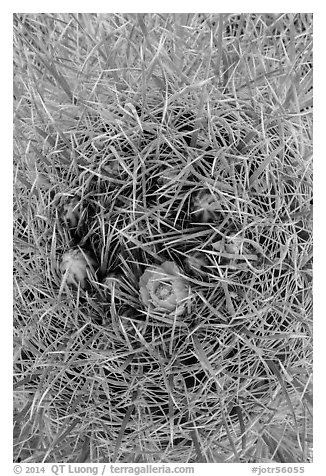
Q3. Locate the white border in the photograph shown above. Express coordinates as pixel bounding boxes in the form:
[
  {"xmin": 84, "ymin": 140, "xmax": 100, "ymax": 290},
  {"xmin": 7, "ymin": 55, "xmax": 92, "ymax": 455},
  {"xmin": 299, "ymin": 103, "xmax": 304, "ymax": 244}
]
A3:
[{"xmin": 5, "ymin": 5, "xmax": 323, "ymax": 474}]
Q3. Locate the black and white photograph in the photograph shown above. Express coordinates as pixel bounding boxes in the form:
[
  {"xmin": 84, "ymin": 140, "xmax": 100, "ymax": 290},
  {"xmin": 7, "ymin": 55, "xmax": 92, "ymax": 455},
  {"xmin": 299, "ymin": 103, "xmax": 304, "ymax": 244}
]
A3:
[{"xmin": 13, "ymin": 12, "xmax": 313, "ymax": 467}]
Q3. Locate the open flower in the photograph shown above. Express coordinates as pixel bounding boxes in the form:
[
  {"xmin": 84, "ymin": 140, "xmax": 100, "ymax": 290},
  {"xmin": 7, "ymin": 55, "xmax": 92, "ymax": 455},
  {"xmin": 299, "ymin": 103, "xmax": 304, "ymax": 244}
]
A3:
[
  {"xmin": 139, "ymin": 261, "xmax": 190, "ymax": 317},
  {"xmin": 60, "ymin": 249, "xmax": 97, "ymax": 289}
]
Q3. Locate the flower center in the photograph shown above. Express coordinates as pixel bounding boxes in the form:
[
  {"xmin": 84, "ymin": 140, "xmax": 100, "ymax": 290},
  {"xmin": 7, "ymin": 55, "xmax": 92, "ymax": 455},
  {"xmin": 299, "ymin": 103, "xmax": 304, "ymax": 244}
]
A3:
[{"xmin": 154, "ymin": 282, "xmax": 173, "ymax": 300}]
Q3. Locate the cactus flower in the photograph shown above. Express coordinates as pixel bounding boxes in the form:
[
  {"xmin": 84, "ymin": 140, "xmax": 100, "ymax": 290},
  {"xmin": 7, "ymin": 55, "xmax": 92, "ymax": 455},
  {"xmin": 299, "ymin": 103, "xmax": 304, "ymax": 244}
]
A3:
[{"xmin": 139, "ymin": 261, "xmax": 190, "ymax": 317}]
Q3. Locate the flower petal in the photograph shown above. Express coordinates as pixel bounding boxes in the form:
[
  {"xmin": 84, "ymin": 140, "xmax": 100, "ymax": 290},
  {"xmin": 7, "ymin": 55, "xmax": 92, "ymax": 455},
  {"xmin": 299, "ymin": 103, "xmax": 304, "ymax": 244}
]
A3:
[
  {"xmin": 139, "ymin": 268, "xmax": 154, "ymax": 288},
  {"xmin": 139, "ymin": 269, "xmax": 155, "ymax": 306},
  {"xmin": 174, "ymin": 278, "xmax": 188, "ymax": 300},
  {"xmin": 140, "ymin": 285, "xmax": 151, "ymax": 306},
  {"xmin": 160, "ymin": 261, "xmax": 181, "ymax": 276}
]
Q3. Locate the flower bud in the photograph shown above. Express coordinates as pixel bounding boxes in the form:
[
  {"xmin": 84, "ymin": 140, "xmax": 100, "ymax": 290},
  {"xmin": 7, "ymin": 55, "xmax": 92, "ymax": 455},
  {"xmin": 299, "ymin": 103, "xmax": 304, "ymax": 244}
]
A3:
[
  {"xmin": 61, "ymin": 197, "xmax": 81, "ymax": 228},
  {"xmin": 192, "ymin": 190, "xmax": 220, "ymax": 222},
  {"xmin": 60, "ymin": 249, "xmax": 97, "ymax": 289}
]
